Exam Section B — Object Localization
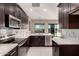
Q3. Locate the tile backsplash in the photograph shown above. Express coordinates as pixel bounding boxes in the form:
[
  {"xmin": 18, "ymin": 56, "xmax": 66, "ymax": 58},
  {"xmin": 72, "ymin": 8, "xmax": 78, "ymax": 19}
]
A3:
[
  {"xmin": 61, "ymin": 29, "xmax": 79, "ymax": 39},
  {"xmin": 0, "ymin": 26, "xmax": 30, "ymax": 38},
  {"xmin": 0, "ymin": 28, "xmax": 16, "ymax": 38}
]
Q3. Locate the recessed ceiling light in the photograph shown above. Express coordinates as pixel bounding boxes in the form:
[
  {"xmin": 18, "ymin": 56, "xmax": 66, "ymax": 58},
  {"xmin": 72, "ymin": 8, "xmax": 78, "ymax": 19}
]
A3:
[
  {"xmin": 30, "ymin": 8, "xmax": 32, "ymax": 11},
  {"xmin": 43, "ymin": 9, "xmax": 47, "ymax": 12},
  {"xmin": 64, "ymin": 9, "xmax": 67, "ymax": 12}
]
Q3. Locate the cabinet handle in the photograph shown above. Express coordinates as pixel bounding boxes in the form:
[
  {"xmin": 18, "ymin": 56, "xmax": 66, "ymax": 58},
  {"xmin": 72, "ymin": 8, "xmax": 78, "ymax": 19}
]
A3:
[{"xmin": 10, "ymin": 51, "xmax": 16, "ymax": 56}]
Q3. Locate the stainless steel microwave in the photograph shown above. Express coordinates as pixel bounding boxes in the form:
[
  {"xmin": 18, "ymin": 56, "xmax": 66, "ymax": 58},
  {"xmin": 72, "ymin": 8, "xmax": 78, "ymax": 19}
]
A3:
[{"xmin": 5, "ymin": 14, "xmax": 21, "ymax": 29}]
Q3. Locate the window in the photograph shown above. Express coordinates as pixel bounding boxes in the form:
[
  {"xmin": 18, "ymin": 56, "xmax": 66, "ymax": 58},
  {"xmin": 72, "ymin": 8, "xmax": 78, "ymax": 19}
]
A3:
[
  {"xmin": 48, "ymin": 24, "xmax": 59, "ymax": 36},
  {"xmin": 54, "ymin": 24, "xmax": 59, "ymax": 36},
  {"xmin": 48, "ymin": 24, "xmax": 54, "ymax": 34},
  {"xmin": 34, "ymin": 23, "xmax": 45, "ymax": 33}
]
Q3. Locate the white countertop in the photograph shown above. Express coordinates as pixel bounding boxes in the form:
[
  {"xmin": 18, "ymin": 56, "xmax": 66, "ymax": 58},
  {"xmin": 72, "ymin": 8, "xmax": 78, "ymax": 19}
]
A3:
[
  {"xmin": 31, "ymin": 33, "xmax": 52, "ymax": 36},
  {"xmin": 52, "ymin": 37, "xmax": 79, "ymax": 45},
  {"xmin": 0, "ymin": 43, "xmax": 18, "ymax": 56}
]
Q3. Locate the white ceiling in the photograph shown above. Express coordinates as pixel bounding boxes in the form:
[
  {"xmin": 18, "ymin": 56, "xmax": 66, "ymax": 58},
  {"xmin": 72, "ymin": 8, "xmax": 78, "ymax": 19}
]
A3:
[{"xmin": 18, "ymin": 3, "xmax": 58, "ymax": 20}]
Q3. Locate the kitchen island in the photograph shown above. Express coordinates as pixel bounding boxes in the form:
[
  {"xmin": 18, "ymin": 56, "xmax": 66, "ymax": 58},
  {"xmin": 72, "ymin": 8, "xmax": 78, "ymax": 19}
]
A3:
[
  {"xmin": 52, "ymin": 37, "xmax": 79, "ymax": 56},
  {"xmin": 30, "ymin": 33, "xmax": 52, "ymax": 47}
]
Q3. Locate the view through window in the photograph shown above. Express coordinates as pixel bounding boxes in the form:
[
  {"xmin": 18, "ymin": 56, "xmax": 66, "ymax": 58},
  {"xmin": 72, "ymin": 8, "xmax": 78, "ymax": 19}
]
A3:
[{"xmin": 34, "ymin": 23, "xmax": 45, "ymax": 33}]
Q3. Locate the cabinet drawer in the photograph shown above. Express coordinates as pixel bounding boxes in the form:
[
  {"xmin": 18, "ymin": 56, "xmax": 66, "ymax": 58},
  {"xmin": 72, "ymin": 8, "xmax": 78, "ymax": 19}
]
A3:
[{"xmin": 30, "ymin": 36, "xmax": 45, "ymax": 46}]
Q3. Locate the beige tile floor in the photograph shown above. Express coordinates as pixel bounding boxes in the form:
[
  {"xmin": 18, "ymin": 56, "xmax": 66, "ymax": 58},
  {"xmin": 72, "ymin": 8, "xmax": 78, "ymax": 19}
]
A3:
[{"xmin": 26, "ymin": 47, "xmax": 52, "ymax": 56}]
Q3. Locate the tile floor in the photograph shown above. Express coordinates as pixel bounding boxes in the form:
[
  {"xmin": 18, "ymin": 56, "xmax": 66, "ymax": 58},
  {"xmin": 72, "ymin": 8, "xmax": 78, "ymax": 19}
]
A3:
[{"xmin": 26, "ymin": 47, "xmax": 52, "ymax": 56}]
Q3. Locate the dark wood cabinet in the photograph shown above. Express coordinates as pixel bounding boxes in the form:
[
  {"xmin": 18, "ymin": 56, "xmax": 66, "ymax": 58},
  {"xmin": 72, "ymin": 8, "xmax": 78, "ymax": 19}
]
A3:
[
  {"xmin": 9, "ymin": 3, "xmax": 15, "ymax": 16},
  {"xmin": 58, "ymin": 3, "xmax": 69, "ymax": 29},
  {"xmin": 58, "ymin": 3, "xmax": 79, "ymax": 29},
  {"xmin": 16, "ymin": 7, "xmax": 22, "ymax": 19},
  {"xmin": 4, "ymin": 3, "xmax": 9, "ymax": 14},
  {"xmin": 5, "ymin": 46, "xmax": 18, "ymax": 56},
  {"xmin": 69, "ymin": 15, "xmax": 79, "ymax": 28},
  {"xmin": 30, "ymin": 36, "xmax": 45, "ymax": 46},
  {"xmin": 52, "ymin": 40, "xmax": 79, "ymax": 56},
  {"xmin": 0, "ymin": 3, "xmax": 4, "ymax": 27},
  {"xmin": 0, "ymin": 3, "xmax": 28, "ymax": 28},
  {"xmin": 15, "ymin": 5, "xmax": 19, "ymax": 19}
]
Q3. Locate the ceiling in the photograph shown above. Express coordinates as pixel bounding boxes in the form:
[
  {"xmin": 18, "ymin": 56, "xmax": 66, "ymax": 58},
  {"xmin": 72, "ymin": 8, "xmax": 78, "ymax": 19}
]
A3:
[{"xmin": 18, "ymin": 3, "xmax": 58, "ymax": 20}]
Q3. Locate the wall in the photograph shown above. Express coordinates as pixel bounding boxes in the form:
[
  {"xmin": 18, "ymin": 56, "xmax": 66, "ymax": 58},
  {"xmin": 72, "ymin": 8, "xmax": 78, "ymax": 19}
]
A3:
[{"xmin": 29, "ymin": 19, "xmax": 58, "ymax": 33}]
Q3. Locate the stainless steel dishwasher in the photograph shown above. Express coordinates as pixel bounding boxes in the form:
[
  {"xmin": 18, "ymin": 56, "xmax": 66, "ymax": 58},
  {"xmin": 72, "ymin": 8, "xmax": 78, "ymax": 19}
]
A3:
[
  {"xmin": 45, "ymin": 36, "xmax": 52, "ymax": 46},
  {"xmin": 17, "ymin": 38, "xmax": 29, "ymax": 56}
]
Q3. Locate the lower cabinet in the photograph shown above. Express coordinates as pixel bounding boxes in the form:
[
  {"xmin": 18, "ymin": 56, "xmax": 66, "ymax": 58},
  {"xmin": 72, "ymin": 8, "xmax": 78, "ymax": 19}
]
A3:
[
  {"xmin": 30, "ymin": 36, "xmax": 45, "ymax": 46},
  {"xmin": 52, "ymin": 40, "xmax": 79, "ymax": 56},
  {"xmin": 5, "ymin": 46, "xmax": 18, "ymax": 56}
]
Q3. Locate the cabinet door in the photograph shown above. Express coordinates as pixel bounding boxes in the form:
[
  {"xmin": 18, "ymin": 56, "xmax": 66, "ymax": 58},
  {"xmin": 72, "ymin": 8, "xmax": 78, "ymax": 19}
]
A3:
[
  {"xmin": 39, "ymin": 36, "xmax": 45, "ymax": 46},
  {"xmin": 25, "ymin": 15, "xmax": 28, "ymax": 24},
  {"xmin": 58, "ymin": 3, "xmax": 69, "ymax": 29},
  {"xmin": 15, "ymin": 5, "xmax": 21, "ymax": 19},
  {"xmin": 30, "ymin": 36, "xmax": 45, "ymax": 46},
  {"xmin": 22, "ymin": 12, "xmax": 25, "ymax": 23},
  {"xmin": 0, "ymin": 3, "xmax": 5, "ymax": 27},
  {"xmin": 30, "ymin": 36, "xmax": 39, "ymax": 46},
  {"xmin": 58, "ymin": 3, "xmax": 65, "ymax": 29},
  {"xmin": 15, "ymin": 5, "xmax": 18, "ymax": 18},
  {"xmin": 9, "ymin": 3, "xmax": 15, "ymax": 16},
  {"xmin": 4, "ymin": 3, "xmax": 9, "ymax": 14}
]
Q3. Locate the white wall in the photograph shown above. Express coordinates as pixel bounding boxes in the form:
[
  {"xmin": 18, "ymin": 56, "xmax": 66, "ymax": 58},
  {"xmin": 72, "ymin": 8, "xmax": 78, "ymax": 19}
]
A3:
[{"xmin": 29, "ymin": 19, "xmax": 58, "ymax": 33}]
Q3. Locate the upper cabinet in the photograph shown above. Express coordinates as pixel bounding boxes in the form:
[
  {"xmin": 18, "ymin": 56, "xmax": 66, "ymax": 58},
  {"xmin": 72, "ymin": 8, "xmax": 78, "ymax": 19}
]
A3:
[
  {"xmin": 0, "ymin": 3, "xmax": 28, "ymax": 28},
  {"xmin": 58, "ymin": 3, "xmax": 79, "ymax": 29},
  {"xmin": 15, "ymin": 6, "xmax": 21, "ymax": 19},
  {"xmin": 58, "ymin": 3, "xmax": 69, "ymax": 29},
  {"xmin": 9, "ymin": 3, "xmax": 15, "ymax": 16},
  {"xmin": 0, "ymin": 4, "xmax": 4, "ymax": 27},
  {"xmin": 4, "ymin": 3, "xmax": 9, "ymax": 15}
]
